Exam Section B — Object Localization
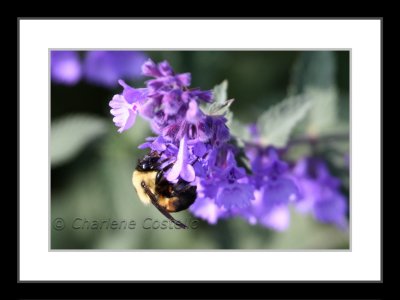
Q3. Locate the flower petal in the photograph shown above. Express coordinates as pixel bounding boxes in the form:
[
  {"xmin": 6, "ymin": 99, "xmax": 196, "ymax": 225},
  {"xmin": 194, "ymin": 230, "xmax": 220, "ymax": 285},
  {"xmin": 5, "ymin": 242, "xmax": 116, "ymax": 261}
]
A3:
[
  {"xmin": 314, "ymin": 193, "xmax": 348, "ymax": 229},
  {"xmin": 189, "ymin": 197, "xmax": 223, "ymax": 224},
  {"xmin": 109, "ymin": 94, "xmax": 137, "ymax": 133},
  {"xmin": 119, "ymin": 109, "xmax": 137, "ymax": 133},
  {"xmin": 158, "ymin": 60, "xmax": 174, "ymax": 76},
  {"xmin": 166, "ymin": 136, "xmax": 187, "ymax": 181},
  {"xmin": 193, "ymin": 142, "xmax": 207, "ymax": 157},
  {"xmin": 263, "ymin": 177, "xmax": 299, "ymax": 206},
  {"xmin": 186, "ymin": 100, "xmax": 199, "ymax": 121},
  {"xmin": 175, "ymin": 72, "xmax": 191, "ymax": 86},
  {"xmin": 260, "ymin": 205, "xmax": 290, "ymax": 231},
  {"xmin": 181, "ymin": 163, "xmax": 195, "ymax": 182},
  {"xmin": 118, "ymin": 80, "xmax": 148, "ymax": 104},
  {"xmin": 141, "ymin": 59, "xmax": 161, "ymax": 77},
  {"xmin": 216, "ymin": 183, "xmax": 254, "ymax": 209}
]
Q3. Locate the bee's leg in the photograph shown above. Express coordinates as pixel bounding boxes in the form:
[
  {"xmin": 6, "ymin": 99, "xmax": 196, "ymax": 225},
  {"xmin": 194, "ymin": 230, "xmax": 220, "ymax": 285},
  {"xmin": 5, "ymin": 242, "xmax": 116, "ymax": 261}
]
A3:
[
  {"xmin": 155, "ymin": 170, "xmax": 165, "ymax": 185},
  {"xmin": 162, "ymin": 162, "xmax": 174, "ymax": 171},
  {"xmin": 140, "ymin": 181, "xmax": 188, "ymax": 229}
]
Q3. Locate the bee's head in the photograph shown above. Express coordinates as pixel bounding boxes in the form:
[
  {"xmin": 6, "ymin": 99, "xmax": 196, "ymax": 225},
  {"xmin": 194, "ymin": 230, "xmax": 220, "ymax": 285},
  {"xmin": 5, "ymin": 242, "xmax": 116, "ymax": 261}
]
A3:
[{"xmin": 136, "ymin": 155, "xmax": 160, "ymax": 172}]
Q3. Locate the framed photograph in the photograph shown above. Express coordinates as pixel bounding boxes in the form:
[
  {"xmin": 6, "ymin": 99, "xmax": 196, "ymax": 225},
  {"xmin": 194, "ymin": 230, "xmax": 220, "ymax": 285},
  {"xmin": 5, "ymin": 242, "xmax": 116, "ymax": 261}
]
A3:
[{"xmin": 18, "ymin": 18, "xmax": 382, "ymax": 286}]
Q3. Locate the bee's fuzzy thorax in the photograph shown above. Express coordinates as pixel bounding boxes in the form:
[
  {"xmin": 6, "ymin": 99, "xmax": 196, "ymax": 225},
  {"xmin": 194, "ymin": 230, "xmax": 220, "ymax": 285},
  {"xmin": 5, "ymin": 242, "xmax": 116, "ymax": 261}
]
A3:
[{"xmin": 132, "ymin": 170, "xmax": 157, "ymax": 205}]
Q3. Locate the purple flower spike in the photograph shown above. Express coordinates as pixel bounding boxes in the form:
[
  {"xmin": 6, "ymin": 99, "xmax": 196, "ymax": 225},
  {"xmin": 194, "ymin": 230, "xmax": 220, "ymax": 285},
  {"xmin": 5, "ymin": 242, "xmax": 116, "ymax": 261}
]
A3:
[
  {"xmin": 107, "ymin": 58, "xmax": 348, "ymax": 232},
  {"xmin": 84, "ymin": 51, "xmax": 147, "ymax": 87},
  {"xmin": 109, "ymin": 94, "xmax": 139, "ymax": 133},
  {"xmin": 51, "ymin": 51, "xmax": 82, "ymax": 85},
  {"xmin": 293, "ymin": 158, "xmax": 348, "ymax": 229},
  {"xmin": 166, "ymin": 136, "xmax": 195, "ymax": 182}
]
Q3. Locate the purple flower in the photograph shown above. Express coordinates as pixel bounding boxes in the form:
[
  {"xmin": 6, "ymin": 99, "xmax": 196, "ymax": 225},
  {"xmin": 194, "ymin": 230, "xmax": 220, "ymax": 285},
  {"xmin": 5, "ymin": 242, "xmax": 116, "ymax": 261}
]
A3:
[
  {"xmin": 51, "ymin": 51, "xmax": 82, "ymax": 85},
  {"xmin": 261, "ymin": 206, "xmax": 290, "ymax": 231},
  {"xmin": 214, "ymin": 150, "xmax": 254, "ymax": 209},
  {"xmin": 138, "ymin": 136, "xmax": 167, "ymax": 152},
  {"xmin": 192, "ymin": 147, "xmax": 254, "ymax": 215},
  {"xmin": 109, "ymin": 80, "xmax": 149, "ymax": 133},
  {"xmin": 142, "ymin": 59, "xmax": 191, "ymax": 90},
  {"xmin": 84, "ymin": 51, "xmax": 147, "ymax": 87},
  {"xmin": 246, "ymin": 146, "xmax": 299, "ymax": 205},
  {"xmin": 227, "ymin": 144, "xmax": 300, "ymax": 230},
  {"xmin": 205, "ymin": 116, "xmax": 230, "ymax": 146},
  {"xmin": 110, "ymin": 59, "xmax": 216, "ymax": 145},
  {"xmin": 314, "ymin": 192, "xmax": 347, "ymax": 227},
  {"xmin": 167, "ymin": 105, "xmax": 211, "ymax": 143},
  {"xmin": 293, "ymin": 158, "xmax": 348, "ymax": 229},
  {"xmin": 109, "ymin": 94, "xmax": 139, "ymax": 133},
  {"xmin": 263, "ymin": 177, "xmax": 299, "ymax": 205},
  {"xmin": 118, "ymin": 80, "xmax": 148, "ymax": 104},
  {"xmin": 215, "ymin": 182, "xmax": 254, "ymax": 209},
  {"xmin": 189, "ymin": 196, "xmax": 226, "ymax": 224},
  {"xmin": 241, "ymin": 189, "xmax": 290, "ymax": 231},
  {"xmin": 166, "ymin": 136, "xmax": 195, "ymax": 182},
  {"xmin": 187, "ymin": 89, "xmax": 213, "ymax": 103}
]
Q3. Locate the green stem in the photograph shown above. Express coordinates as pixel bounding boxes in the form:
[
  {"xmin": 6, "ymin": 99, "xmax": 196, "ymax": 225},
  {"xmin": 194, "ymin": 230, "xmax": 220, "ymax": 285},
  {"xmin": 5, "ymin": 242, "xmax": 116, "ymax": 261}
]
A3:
[{"xmin": 287, "ymin": 133, "xmax": 349, "ymax": 147}]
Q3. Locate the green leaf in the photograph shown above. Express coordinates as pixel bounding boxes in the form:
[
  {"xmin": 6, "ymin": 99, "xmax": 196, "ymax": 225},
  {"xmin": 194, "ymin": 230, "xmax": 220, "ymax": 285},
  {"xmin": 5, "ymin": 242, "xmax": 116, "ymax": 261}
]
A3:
[
  {"xmin": 257, "ymin": 95, "xmax": 312, "ymax": 147},
  {"xmin": 51, "ymin": 114, "xmax": 108, "ymax": 167},
  {"xmin": 289, "ymin": 51, "xmax": 336, "ymax": 94},
  {"xmin": 289, "ymin": 52, "xmax": 339, "ymax": 135},
  {"xmin": 306, "ymin": 86, "xmax": 338, "ymax": 135},
  {"xmin": 213, "ymin": 79, "xmax": 228, "ymax": 101},
  {"xmin": 202, "ymin": 80, "xmax": 234, "ymax": 123},
  {"xmin": 229, "ymin": 119, "xmax": 251, "ymax": 146}
]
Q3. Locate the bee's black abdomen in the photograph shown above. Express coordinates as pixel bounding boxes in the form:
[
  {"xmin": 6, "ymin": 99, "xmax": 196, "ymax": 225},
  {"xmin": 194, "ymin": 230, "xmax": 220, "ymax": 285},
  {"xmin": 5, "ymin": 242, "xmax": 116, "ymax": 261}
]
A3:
[
  {"xmin": 171, "ymin": 185, "xmax": 197, "ymax": 212},
  {"xmin": 155, "ymin": 173, "xmax": 197, "ymax": 212}
]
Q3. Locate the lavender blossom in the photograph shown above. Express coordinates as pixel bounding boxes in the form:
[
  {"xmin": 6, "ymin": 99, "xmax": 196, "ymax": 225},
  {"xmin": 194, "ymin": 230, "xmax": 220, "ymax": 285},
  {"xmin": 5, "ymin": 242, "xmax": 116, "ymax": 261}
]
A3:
[
  {"xmin": 241, "ymin": 190, "xmax": 291, "ymax": 231},
  {"xmin": 84, "ymin": 51, "xmax": 147, "ymax": 87},
  {"xmin": 293, "ymin": 158, "xmax": 348, "ymax": 229},
  {"xmin": 189, "ymin": 195, "xmax": 227, "ymax": 224},
  {"xmin": 109, "ymin": 80, "xmax": 148, "ymax": 133},
  {"xmin": 109, "ymin": 94, "xmax": 139, "ymax": 133},
  {"xmin": 166, "ymin": 136, "xmax": 196, "ymax": 182},
  {"xmin": 110, "ymin": 59, "xmax": 255, "ymax": 220},
  {"xmin": 51, "ymin": 51, "xmax": 82, "ymax": 85},
  {"xmin": 238, "ymin": 144, "xmax": 299, "ymax": 230},
  {"xmin": 108, "ymin": 58, "xmax": 348, "ymax": 232}
]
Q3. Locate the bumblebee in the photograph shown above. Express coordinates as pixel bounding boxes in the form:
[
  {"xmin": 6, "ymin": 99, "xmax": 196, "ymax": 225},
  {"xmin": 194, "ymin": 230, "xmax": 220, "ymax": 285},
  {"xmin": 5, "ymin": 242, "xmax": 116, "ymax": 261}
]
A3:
[{"xmin": 132, "ymin": 152, "xmax": 197, "ymax": 229}]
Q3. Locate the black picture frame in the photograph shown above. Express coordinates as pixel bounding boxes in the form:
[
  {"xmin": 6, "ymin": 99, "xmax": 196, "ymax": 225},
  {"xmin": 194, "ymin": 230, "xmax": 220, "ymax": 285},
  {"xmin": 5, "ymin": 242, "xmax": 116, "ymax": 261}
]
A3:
[{"xmin": 17, "ymin": 16, "xmax": 384, "ymax": 299}]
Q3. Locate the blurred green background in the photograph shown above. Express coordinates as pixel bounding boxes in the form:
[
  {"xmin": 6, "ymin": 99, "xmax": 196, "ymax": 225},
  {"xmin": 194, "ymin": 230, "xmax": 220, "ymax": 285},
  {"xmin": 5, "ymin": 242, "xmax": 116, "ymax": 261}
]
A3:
[{"xmin": 51, "ymin": 51, "xmax": 349, "ymax": 249}]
